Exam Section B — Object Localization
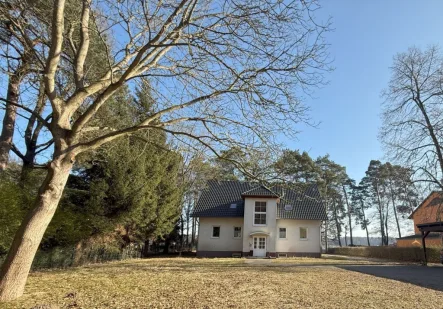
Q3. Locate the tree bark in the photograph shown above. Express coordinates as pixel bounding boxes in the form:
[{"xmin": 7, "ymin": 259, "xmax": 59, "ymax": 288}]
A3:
[
  {"xmin": 0, "ymin": 156, "xmax": 73, "ymax": 301},
  {"xmin": 0, "ymin": 75, "xmax": 20, "ymax": 171}
]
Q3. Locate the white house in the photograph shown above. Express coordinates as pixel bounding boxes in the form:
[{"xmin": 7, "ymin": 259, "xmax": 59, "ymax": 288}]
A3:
[{"xmin": 192, "ymin": 180, "xmax": 327, "ymax": 258}]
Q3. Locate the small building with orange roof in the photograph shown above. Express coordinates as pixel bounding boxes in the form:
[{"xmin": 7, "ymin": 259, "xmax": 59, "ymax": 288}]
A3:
[{"xmin": 396, "ymin": 191, "xmax": 443, "ymax": 247}]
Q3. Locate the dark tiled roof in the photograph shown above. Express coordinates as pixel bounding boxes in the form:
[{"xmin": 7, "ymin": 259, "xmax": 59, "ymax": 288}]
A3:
[
  {"xmin": 241, "ymin": 186, "xmax": 279, "ymax": 197},
  {"xmin": 192, "ymin": 180, "xmax": 254, "ymax": 217},
  {"xmin": 277, "ymin": 185, "xmax": 327, "ymax": 220},
  {"xmin": 192, "ymin": 180, "xmax": 327, "ymax": 220}
]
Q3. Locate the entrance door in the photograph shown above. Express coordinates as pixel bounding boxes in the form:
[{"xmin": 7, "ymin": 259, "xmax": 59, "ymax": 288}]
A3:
[{"xmin": 253, "ymin": 236, "xmax": 266, "ymax": 257}]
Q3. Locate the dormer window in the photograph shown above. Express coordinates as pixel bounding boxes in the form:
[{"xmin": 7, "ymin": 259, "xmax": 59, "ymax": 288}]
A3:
[
  {"xmin": 230, "ymin": 203, "xmax": 237, "ymax": 209},
  {"xmin": 284, "ymin": 204, "xmax": 293, "ymax": 211}
]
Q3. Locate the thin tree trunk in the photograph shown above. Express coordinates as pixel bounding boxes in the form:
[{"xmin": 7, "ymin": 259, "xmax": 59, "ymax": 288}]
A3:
[
  {"xmin": 324, "ymin": 199, "xmax": 329, "ymax": 252},
  {"xmin": 385, "ymin": 219, "xmax": 389, "ymax": 245},
  {"xmin": 191, "ymin": 217, "xmax": 196, "ymax": 249},
  {"xmin": 0, "ymin": 156, "xmax": 73, "ymax": 301},
  {"xmin": 384, "ymin": 186, "xmax": 389, "ymax": 245},
  {"xmin": 360, "ymin": 201, "xmax": 370, "ymax": 246},
  {"xmin": 365, "ymin": 226, "xmax": 370, "ymax": 247},
  {"xmin": 186, "ymin": 206, "xmax": 190, "ymax": 247},
  {"xmin": 332, "ymin": 198, "xmax": 342, "ymax": 247},
  {"xmin": 324, "ymin": 220, "xmax": 328, "ymax": 252},
  {"xmin": 180, "ymin": 215, "xmax": 184, "ymax": 249},
  {"xmin": 389, "ymin": 181, "xmax": 401, "ymax": 238},
  {"xmin": 342, "ymin": 184, "xmax": 353, "ymax": 246},
  {"xmin": 375, "ymin": 182, "xmax": 386, "ymax": 245},
  {"xmin": 0, "ymin": 75, "xmax": 20, "ymax": 171}
]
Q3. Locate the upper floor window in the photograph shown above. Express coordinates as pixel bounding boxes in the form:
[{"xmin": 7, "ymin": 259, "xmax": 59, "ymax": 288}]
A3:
[
  {"xmin": 254, "ymin": 201, "xmax": 267, "ymax": 225},
  {"xmin": 300, "ymin": 227, "xmax": 308, "ymax": 240},
  {"xmin": 212, "ymin": 226, "xmax": 220, "ymax": 238}
]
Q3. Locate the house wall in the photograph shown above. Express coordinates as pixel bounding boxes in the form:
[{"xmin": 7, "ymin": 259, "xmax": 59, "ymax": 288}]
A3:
[
  {"xmin": 275, "ymin": 219, "xmax": 322, "ymax": 254},
  {"xmin": 197, "ymin": 217, "xmax": 244, "ymax": 256},
  {"xmin": 242, "ymin": 197, "xmax": 278, "ymax": 254},
  {"xmin": 412, "ymin": 192, "xmax": 443, "ymax": 234}
]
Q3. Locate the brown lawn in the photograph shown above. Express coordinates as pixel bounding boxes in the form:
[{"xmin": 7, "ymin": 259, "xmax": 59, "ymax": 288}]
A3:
[{"xmin": 2, "ymin": 257, "xmax": 442, "ymax": 309}]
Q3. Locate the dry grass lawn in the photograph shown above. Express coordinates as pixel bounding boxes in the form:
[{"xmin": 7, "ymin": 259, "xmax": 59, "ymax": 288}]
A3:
[{"xmin": 2, "ymin": 257, "xmax": 443, "ymax": 309}]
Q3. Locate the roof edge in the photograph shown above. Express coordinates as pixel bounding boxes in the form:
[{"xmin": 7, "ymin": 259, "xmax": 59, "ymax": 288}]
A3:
[{"xmin": 408, "ymin": 191, "xmax": 442, "ymax": 219}]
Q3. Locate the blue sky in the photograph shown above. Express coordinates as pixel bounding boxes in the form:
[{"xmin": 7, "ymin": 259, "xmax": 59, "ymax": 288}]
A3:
[{"xmin": 282, "ymin": 0, "xmax": 443, "ymax": 183}]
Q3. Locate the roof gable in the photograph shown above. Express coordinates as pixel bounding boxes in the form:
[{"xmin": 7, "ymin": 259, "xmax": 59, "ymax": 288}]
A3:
[
  {"xmin": 409, "ymin": 191, "xmax": 443, "ymax": 219},
  {"xmin": 241, "ymin": 185, "xmax": 279, "ymax": 198}
]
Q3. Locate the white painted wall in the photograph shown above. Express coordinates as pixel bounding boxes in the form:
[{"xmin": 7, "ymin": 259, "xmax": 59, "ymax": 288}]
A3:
[
  {"xmin": 197, "ymin": 217, "xmax": 244, "ymax": 251},
  {"xmin": 242, "ymin": 197, "xmax": 278, "ymax": 253},
  {"xmin": 275, "ymin": 219, "xmax": 322, "ymax": 253}
]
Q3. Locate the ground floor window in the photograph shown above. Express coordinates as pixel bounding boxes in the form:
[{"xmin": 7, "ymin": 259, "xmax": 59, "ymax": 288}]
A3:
[
  {"xmin": 234, "ymin": 226, "xmax": 242, "ymax": 238},
  {"xmin": 279, "ymin": 228, "xmax": 286, "ymax": 239},
  {"xmin": 300, "ymin": 227, "xmax": 308, "ymax": 240},
  {"xmin": 212, "ymin": 226, "xmax": 220, "ymax": 238}
]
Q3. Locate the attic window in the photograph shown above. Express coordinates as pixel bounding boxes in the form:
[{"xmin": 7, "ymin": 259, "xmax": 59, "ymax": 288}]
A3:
[
  {"xmin": 284, "ymin": 204, "xmax": 293, "ymax": 211},
  {"xmin": 230, "ymin": 203, "xmax": 237, "ymax": 209}
]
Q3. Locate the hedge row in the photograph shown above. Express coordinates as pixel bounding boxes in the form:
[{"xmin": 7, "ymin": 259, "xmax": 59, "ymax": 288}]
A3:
[{"xmin": 328, "ymin": 246, "xmax": 442, "ymax": 264}]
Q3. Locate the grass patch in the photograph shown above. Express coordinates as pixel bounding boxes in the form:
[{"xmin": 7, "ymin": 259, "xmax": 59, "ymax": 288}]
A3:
[{"xmin": 2, "ymin": 257, "xmax": 442, "ymax": 308}]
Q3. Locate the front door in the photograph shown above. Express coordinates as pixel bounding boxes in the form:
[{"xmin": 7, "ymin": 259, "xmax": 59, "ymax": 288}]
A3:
[{"xmin": 253, "ymin": 236, "xmax": 266, "ymax": 257}]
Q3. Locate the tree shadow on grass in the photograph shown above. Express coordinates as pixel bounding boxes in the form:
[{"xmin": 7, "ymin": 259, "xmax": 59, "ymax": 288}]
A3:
[{"xmin": 337, "ymin": 265, "xmax": 443, "ymax": 292}]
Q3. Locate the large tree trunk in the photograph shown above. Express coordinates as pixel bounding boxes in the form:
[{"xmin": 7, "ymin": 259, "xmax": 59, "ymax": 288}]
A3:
[
  {"xmin": 0, "ymin": 75, "xmax": 20, "ymax": 171},
  {"xmin": 0, "ymin": 156, "xmax": 73, "ymax": 301}
]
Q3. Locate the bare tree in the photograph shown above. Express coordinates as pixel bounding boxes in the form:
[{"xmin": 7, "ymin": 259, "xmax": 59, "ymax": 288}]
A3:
[
  {"xmin": 0, "ymin": 0, "xmax": 331, "ymax": 300},
  {"xmin": 381, "ymin": 46, "xmax": 443, "ymax": 191},
  {"xmin": 0, "ymin": 2, "xmax": 35, "ymax": 170}
]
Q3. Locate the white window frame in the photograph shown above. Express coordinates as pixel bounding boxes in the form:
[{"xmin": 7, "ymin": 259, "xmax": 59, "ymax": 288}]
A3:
[
  {"xmin": 233, "ymin": 226, "xmax": 242, "ymax": 239},
  {"xmin": 253, "ymin": 201, "xmax": 267, "ymax": 226},
  {"xmin": 299, "ymin": 227, "xmax": 308, "ymax": 240},
  {"xmin": 211, "ymin": 226, "xmax": 221, "ymax": 238},
  {"xmin": 279, "ymin": 227, "xmax": 287, "ymax": 239}
]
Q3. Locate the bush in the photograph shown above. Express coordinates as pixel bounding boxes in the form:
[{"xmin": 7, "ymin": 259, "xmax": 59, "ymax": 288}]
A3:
[{"xmin": 328, "ymin": 246, "xmax": 441, "ymax": 263}]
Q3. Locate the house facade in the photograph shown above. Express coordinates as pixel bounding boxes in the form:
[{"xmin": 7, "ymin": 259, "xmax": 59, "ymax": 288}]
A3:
[
  {"xmin": 192, "ymin": 180, "xmax": 327, "ymax": 257},
  {"xmin": 396, "ymin": 191, "xmax": 443, "ymax": 247}
]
